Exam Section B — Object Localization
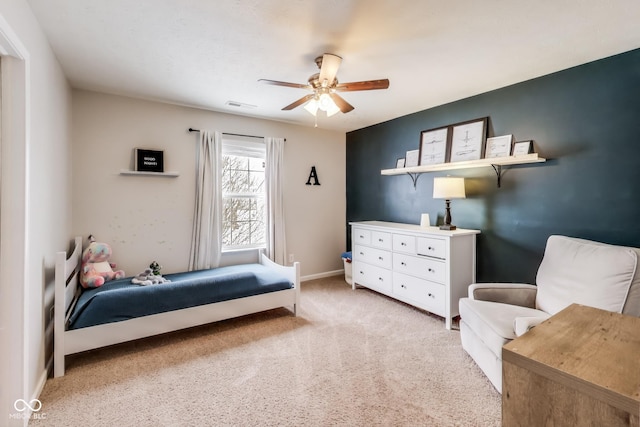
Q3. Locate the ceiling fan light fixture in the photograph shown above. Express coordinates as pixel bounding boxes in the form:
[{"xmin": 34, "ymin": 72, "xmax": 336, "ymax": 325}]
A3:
[
  {"xmin": 318, "ymin": 93, "xmax": 333, "ymax": 111},
  {"xmin": 325, "ymin": 101, "xmax": 341, "ymax": 117},
  {"xmin": 260, "ymin": 52, "xmax": 389, "ymax": 118},
  {"xmin": 304, "ymin": 99, "xmax": 319, "ymax": 116}
]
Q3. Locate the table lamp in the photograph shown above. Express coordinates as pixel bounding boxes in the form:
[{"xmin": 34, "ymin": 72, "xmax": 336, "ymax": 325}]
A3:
[{"xmin": 433, "ymin": 177, "xmax": 465, "ymax": 230}]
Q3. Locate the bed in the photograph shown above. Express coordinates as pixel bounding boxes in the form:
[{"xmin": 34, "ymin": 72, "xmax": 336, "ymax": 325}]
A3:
[{"xmin": 54, "ymin": 236, "xmax": 300, "ymax": 377}]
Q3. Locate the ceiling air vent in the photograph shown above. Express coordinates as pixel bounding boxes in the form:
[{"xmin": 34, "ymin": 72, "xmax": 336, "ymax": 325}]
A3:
[{"xmin": 225, "ymin": 101, "xmax": 256, "ymax": 109}]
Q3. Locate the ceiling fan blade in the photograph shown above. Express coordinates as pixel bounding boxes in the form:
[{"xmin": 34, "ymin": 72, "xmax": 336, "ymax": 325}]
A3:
[
  {"xmin": 319, "ymin": 54, "xmax": 342, "ymax": 86},
  {"xmin": 282, "ymin": 94, "xmax": 315, "ymax": 110},
  {"xmin": 259, "ymin": 79, "xmax": 312, "ymax": 90},
  {"xmin": 329, "ymin": 93, "xmax": 354, "ymax": 113},
  {"xmin": 335, "ymin": 79, "xmax": 390, "ymax": 92}
]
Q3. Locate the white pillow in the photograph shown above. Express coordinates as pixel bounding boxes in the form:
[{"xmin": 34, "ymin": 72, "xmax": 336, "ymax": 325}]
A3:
[{"xmin": 536, "ymin": 235, "xmax": 637, "ymax": 315}]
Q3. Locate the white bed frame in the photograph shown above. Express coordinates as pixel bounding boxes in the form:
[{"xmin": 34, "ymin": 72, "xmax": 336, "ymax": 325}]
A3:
[{"xmin": 54, "ymin": 236, "xmax": 300, "ymax": 377}]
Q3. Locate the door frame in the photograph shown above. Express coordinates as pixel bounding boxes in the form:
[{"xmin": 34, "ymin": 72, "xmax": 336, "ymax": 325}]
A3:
[{"xmin": 0, "ymin": 13, "xmax": 30, "ymax": 425}]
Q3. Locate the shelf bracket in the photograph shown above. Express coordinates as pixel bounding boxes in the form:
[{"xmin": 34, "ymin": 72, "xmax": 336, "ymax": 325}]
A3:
[
  {"xmin": 406, "ymin": 172, "xmax": 421, "ymax": 189},
  {"xmin": 491, "ymin": 164, "xmax": 502, "ymax": 188}
]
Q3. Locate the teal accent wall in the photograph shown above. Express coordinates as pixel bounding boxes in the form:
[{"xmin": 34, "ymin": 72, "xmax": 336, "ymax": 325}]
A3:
[{"xmin": 346, "ymin": 48, "xmax": 640, "ymax": 283}]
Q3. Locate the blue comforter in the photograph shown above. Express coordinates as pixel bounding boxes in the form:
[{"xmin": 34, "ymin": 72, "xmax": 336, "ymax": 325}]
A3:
[{"xmin": 68, "ymin": 264, "xmax": 293, "ymax": 330}]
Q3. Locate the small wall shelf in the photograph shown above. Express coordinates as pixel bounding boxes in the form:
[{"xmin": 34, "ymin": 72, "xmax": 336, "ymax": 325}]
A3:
[
  {"xmin": 119, "ymin": 170, "xmax": 179, "ymax": 177},
  {"xmin": 381, "ymin": 153, "xmax": 546, "ymax": 188}
]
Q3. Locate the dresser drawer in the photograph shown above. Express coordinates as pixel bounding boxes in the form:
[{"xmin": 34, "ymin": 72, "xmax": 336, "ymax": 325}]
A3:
[
  {"xmin": 417, "ymin": 237, "xmax": 447, "ymax": 260},
  {"xmin": 393, "ymin": 253, "xmax": 446, "ymax": 284},
  {"xmin": 353, "ymin": 244, "xmax": 392, "ymax": 269},
  {"xmin": 393, "ymin": 272, "xmax": 445, "ymax": 316},
  {"xmin": 353, "ymin": 228, "xmax": 371, "ymax": 245},
  {"xmin": 392, "ymin": 233, "xmax": 416, "ymax": 254},
  {"xmin": 371, "ymin": 231, "xmax": 392, "ymax": 250},
  {"xmin": 353, "ymin": 261, "xmax": 393, "ymax": 294}
]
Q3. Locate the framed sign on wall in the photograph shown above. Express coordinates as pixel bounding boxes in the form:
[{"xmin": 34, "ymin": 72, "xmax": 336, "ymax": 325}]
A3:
[{"xmin": 135, "ymin": 148, "xmax": 164, "ymax": 172}]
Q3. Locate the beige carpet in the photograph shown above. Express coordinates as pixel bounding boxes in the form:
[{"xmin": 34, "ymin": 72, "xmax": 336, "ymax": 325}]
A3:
[{"xmin": 32, "ymin": 276, "xmax": 500, "ymax": 426}]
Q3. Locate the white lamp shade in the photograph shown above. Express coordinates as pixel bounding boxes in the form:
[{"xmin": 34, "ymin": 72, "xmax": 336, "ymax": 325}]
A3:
[
  {"xmin": 304, "ymin": 99, "xmax": 319, "ymax": 116},
  {"xmin": 433, "ymin": 177, "xmax": 466, "ymax": 199},
  {"xmin": 325, "ymin": 101, "xmax": 341, "ymax": 117}
]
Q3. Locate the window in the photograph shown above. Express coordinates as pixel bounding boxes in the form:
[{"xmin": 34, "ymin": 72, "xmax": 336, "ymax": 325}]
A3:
[{"xmin": 221, "ymin": 137, "xmax": 266, "ymax": 250}]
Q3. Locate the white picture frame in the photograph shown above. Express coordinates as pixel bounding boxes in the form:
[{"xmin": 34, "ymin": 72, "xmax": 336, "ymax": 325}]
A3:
[
  {"xmin": 419, "ymin": 126, "xmax": 449, "ymax": 166},
  {"xmin": 405, "ymin": 149, "xmax": 420, "ymax": 167},
  {"xmin": 449, "ymin": 117, "xmax": 488, "ymax": 162},
  {"xmin": 485, "ymin": 135, "xmax": 514, "ymax": 158},
  {"xmin": 396, "ymin": 158, "xmax": 406, "ymax": 168}
]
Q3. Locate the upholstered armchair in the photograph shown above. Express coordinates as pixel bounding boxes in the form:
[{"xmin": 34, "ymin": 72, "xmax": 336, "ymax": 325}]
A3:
[{"xmin": 459, "ymin": 235, "xmax": 640, "ymax": 393}]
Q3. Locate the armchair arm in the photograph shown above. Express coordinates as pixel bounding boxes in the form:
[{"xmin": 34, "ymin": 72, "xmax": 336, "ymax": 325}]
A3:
[
  {"xmin": 513, "ymin": 316, "xmax": 550, "ymax": 337},
  {"xmin": 468, "ymin": 283, "xmax": 537, "ymax": 308}
]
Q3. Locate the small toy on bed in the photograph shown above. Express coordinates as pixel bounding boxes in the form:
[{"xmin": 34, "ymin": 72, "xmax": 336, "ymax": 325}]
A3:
[
  {"xmin": 131, "ymin": 268, "xmax": 171, "ymax": 286},
  {"xmin": 149, "ymin": 260, "xmax": 162, "ymax": 276},
  {"xmin": 80, "ymin": 235, "xmax": 126, "ymax": 288}
]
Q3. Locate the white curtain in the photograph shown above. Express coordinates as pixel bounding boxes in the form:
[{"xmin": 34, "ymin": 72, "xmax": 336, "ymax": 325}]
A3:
[
  {"xmin": 189, "ymin": 130, "xmax": 222, "ymax": 270},
  {"xmin": 265, "ymin": 137, "xmax": 287, "ymax": 265}
]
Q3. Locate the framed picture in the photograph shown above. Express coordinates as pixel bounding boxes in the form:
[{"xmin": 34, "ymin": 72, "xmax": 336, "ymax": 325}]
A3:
[
  {"xmin": 485, "ymin": 135, "xmax": 514, "ymax": 158},
  {"xmin": 396, "ymin": 158, "xmax": 406, "ymax": 168},
  {"xmin": 513, "ymin": 140, "xmax": 533, "ymax": 156},
  {"xmin": 449, "ymin": 117, "xmax": 488, "ymax": 162},
  {"xmin": 135, "ymin": 148, "xmax": 164, "ymax": 172},
  {"xmin": 405, "ymin": 149, "xmax": 420, "ymax": 167},
  {"xmin": 419, "ymin": 126, "xmax": 449, "ymax": 166}
]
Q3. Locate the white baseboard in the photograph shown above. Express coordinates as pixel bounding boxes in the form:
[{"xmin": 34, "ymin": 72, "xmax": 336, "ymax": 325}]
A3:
[
  {"xmin": 33, "ymin": 368, "xmax": 48, "ymax": 402},
  {"xmin": 301, "ymin": 269, "xmax": 344, "ymax": 282},
  {"xmin": 16, "ymin": 368, "xmax": 49, "ymax": 426}
]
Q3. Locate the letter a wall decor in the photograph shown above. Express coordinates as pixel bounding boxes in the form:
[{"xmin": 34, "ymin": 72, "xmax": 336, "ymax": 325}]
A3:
[{"xmin": 306, "ymin": 166, "xmax": 321, "ymax": 186}]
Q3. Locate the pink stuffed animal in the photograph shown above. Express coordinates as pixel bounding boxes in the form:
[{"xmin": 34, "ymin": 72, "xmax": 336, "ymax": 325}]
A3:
[{"xmin": 80, "ymin": 235, "xmax": 126, "ymax": 288}]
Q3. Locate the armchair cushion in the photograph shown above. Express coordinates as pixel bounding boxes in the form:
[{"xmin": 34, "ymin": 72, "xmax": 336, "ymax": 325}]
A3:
[
  {"xmin": 468, "ymin": 283, "xmax": 537, "ymax": 308},
  {"xmin": 459, "ymin": 299, "xmax": 549, "ymax": 354},
  {"xmin": 536, "ymin": 236, "xmax": 638, "ymax": 315}
]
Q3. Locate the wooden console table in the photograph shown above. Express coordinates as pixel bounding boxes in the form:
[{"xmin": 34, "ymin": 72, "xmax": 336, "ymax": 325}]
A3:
[{"xmin": 502, "ymin": 304, "xmax": 640, "ymax": 426}]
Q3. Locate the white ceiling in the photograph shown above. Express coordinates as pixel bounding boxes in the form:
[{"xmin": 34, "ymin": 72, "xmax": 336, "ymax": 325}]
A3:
[{"xmin": 27, "ymin": 0, "xmax": 640, "ymax": 132}]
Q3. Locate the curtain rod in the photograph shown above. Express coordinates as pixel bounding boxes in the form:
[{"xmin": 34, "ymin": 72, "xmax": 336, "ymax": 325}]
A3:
[{"xmin": 188, "ymin": 128, "xmax": 284, "ymax": 141}]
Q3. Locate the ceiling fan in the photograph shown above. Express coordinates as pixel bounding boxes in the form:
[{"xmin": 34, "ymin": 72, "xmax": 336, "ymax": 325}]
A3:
[{"xmin": 259, "ymin": 53, "xmax": 390, "ymax": 117}]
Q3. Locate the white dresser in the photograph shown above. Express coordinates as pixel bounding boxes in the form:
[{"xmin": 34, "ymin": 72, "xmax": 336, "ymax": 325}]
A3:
[{"xmin": 350, "ymin": 221, "xmax": 480, "ymax": 329}]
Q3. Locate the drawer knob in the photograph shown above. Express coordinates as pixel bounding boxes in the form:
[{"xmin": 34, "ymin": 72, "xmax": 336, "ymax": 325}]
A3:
[
  {"xmin": 359, "ymin": 252, "xmax": 364, "ymax": 255},
  {"xmin": 401, "ymin": 284, "xmax": 406, "ymax": 289},
  {"xmin": 428, "ymin": 293, "xmax": 433, "ymax": 298},
  {"xmin": 378, "ymin": 256, "xmax": 383, "ymax": 260},
  {"xmin": 378, "ymin": 277, "xmax": 384, "ymax": 281},
  {"xmin": 378, "ymin": 238, "xmax": 384, "ymax": 242},
  {"xmin": 428, "ymin": 268, "xmax": 434, "ymax": 272},
  {"xmin": 401, "ymin": 242, "xmax": 407, "ymax": 246},
  {"xmin": 428, "ymin": 246, "xmax": 434, "ymax": 250},
  {"xmin": 401, "ymin": 262, "xmax": 406, "ymax": 266}
]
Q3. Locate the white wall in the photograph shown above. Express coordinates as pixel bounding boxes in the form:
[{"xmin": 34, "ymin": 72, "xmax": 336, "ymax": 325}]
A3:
[
  {"xmin": 0, "ymin": 1, "xmax": 72, "ymax": 424},
  {"xmin": 72, "ymin": 90, "xmax": 346, "ymax": 279}
]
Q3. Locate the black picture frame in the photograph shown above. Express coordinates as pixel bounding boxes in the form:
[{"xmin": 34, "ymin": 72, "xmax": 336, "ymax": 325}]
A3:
[
  {"xmin": 512, "ymin": 140, "xmax": 533, "ymax": 156},
  {"xmin": 449, "ymin": 117, "xmax": 488, "ymax": 163},
  {"xmin": 135, "ymin": 148, "xmax": 164, "ymax": 172},
  {"xmin": 419, "ymin": 125, "xmax": 449, "ymax": 166}
]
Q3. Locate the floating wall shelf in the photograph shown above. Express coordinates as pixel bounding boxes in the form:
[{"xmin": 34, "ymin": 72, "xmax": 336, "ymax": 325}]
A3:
[
  {"xmin": 381, "ymin": 153, "xmax": 546, "ymax": 188},
  {"xmin": 120, "ymin": 170, "xmax": 180, "ymax": 177}
]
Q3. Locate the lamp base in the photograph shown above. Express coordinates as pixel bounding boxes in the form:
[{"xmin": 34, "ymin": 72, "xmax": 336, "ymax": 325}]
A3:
[{"xmin": 439, "ymin": 224, "xmax": 457, "ymax": 231}]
